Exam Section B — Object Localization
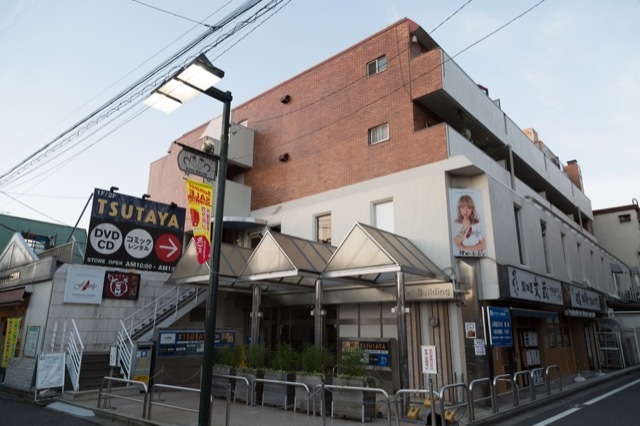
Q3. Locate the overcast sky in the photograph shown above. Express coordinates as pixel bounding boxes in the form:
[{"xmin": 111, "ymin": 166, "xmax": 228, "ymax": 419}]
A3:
[{"xmin": 1, "ymin": 0, "xmax": 639, "ymax": 232}]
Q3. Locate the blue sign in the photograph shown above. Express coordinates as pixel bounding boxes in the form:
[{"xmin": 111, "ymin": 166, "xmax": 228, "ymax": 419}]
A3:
[{"xmin": 488, "ymin": 307, "xmax": 513, "ymax": 347}]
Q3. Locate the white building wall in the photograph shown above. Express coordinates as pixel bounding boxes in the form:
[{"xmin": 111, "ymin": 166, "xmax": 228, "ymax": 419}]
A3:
[
  {"xmin": 19, "ymin": 281, "xmax": 53, "ymax": 356},
  {"xmin": 593, "ymin": 208, "xmax": 640, "ymax": 269},
  {"xmin": 44, "ymin": 264, "xmax": 174, "ymax": 352}
]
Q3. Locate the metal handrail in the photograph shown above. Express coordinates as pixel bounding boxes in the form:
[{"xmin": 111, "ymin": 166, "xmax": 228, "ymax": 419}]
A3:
[
  {"xmin": 98, "ymin": 376, "xmax": 149, "ymax": 419},
  {"xmin": 545, "ymin": 365, "xmax": 562, "ymax": 395},
  {"xmin": 394, "ymin": 388, "xmax": 435, "ymax": 426},
  {"xmin": 66, "ymin": 319, "xmax": 84, "ymax": 391},
  {"xmin": 212, "ymin": 374, "xmax": 251, "ymax": 405},
  {"xmin": 320, "ymin": 383, "xmax": 392, "ymax": 426},
  {"xmin": 468, "ymin": 377, "xmax": 493, "ymax": 422},
  {"xmin": 513, "ymin": 370, "xmax": 530, "ymax": 403},
  {"xmin": 492, "ymin": 373, "xmax": 518, "ymax": 413},
  {"xmin": 436, "ymin": 383, "xmax": 468, "ymax": 426},
  {"xmin": 148, "ymin": 383, "xmax": 230, "ymax": 426},
  {"xmin": 529, "ymin": 367, "xmax": 545, "ymax": 401},
  {"xmin": 253, "ymin": 378, "xmax": 310, "ymax": 414},
  {"xmin": 116, "ymin": 321, "xmax": 135, "ymax": 379}
]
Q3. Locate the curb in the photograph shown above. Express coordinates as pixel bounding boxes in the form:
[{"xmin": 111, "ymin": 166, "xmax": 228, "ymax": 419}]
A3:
[{"xmin": 465, "ymin": 365, "xmax": 640, "ymax": 425}]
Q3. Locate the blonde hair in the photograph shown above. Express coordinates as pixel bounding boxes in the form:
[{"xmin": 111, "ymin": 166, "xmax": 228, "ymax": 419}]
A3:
[{"xmin": 455, "ymin": 195, "xmax": 480, "ymax": 224}]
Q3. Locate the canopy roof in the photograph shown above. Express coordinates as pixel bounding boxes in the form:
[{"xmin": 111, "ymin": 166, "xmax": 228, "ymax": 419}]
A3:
[
  {"xmin": 167, "ymin": 239, "xmax": 253, "ymax": 289},
  {"xmin": 323, "ymin": 223, "xmax": 447, "ymax": 284},
  {"xmin": 168, "ymin": 222, "xmax": 448, "ymax": 293}
]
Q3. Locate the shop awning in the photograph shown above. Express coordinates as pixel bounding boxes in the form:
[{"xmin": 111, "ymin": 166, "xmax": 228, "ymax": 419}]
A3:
[
  {"xmin": 511, "ymin": 307, "xmax": 558, "ymax": 319},
  {"xmin": 0, "ymin": 287, "xmax": 26, "ymax": 306}
]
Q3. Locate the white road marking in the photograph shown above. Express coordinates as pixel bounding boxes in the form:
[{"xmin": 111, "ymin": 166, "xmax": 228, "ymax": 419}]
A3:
[{"xmin": 532, "ymin": 378, "xmax": 640, "ymax": 426}]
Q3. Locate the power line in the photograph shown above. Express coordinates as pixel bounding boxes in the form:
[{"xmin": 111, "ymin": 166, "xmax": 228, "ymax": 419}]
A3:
[
  {"xmin": 0, "ymin": 0, "xmax": 288, "ymax": 188},
  {"xmin": 431, "ymin": 0, "xmax": 474, "ymax": 33},
  {"xmin": 129, "ymin": 0, "xmax": 229, "ymax": 29}
]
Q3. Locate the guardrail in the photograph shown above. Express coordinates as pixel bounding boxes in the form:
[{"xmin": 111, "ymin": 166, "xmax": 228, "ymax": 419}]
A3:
[
  {"xmin": 98, "ymin": 377, "xmax": 149, "ymax": 419},
  {"xmin": 95, "ymin": 365, "xmax": 569, "ymax": 425},
  {"xmin": 468, "ymin": 377, "xmax": 493, "ymax": 422},
  {"xmin": 212, "ymin": 374, "xmax": 251, "ymax": 405},
  {"xmin": 252, "ymin": 377, "xmax": 311, "ymax": 414},
  {"xmin": 319, "ymin": 383, "xmax": 392, "ymax": 426},
  {"xmin": 148, "ymin": 383, "xmax": 232, "ymax": 426}
]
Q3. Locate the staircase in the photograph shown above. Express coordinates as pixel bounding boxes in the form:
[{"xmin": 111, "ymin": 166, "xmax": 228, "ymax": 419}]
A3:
[
  {"xmin": 61, "ymin": 286, "xmax": 206, "ymax": 391},
  {"xmin": 116, "ymin": 286, "xmax": 207, "ymax": 381}
]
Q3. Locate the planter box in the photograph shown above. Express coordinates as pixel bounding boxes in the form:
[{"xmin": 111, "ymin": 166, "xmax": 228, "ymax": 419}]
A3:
[
  {"xmin": 262, "ymin": 370, "xmax": 294, "ymax": 408},
  {"xmin": 295, "ymin": 374, "xmax": 330, "ymax": 415},
  {"xmin": 331, "ymin": 378, "xmax": 376, "ymax": 422},
  {"xmin": 235, "ymin": 369, "xmax": 262, "ymax": 404},
  {"xmin": 211, "ymin": 366, "xmax": 235, "ymax": 399}
]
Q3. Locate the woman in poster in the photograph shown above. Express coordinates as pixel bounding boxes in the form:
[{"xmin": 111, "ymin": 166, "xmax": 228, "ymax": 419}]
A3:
[{"xmin": 452, "ymin": 193, "xmax": 487, "ymax": 256}]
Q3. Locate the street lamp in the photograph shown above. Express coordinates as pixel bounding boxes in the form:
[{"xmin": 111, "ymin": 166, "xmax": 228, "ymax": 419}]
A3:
[{"xmin": 145, "ymin": 53, "xmax": 232, "ymax": 426}]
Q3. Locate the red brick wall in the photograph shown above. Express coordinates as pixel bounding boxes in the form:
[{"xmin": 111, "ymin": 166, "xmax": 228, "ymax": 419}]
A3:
[{"xmin": 233, "ymin": 19, "xmax": 447, "ymax": 210}]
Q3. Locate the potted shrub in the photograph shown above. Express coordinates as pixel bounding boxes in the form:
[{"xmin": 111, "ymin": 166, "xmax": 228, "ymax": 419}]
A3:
[
  {"xmin": 332, "ymin": 348, "xmax": 376, "ymax": 421},
  {"xmin": 211, "ymin": 345, "xmax": 237, "ymax": 398},
  {"xmin": 295, "ymin": 345, "xmax": 332, "ymax": 415},
  {"xmin": 236, "ymin": 344, "xmax": 266, "ymax": 404},
  {"xmin": 262, "ymin": 343, "xmax": 300, "ymax": 408}
]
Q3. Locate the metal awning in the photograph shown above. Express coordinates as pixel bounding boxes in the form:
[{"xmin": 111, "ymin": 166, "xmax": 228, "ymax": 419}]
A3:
[
  {"xmin": 322, "ymin": 223, "xmax": 447, "ymax": 284},
  {"xmin": 0, "ymin": 287, "xmax": 26, "ymax": 306},
  {"xmin": 239, "ymin": 230, "xmax": 336, "ymax": 289},
  {"xmin": 167, "ymin": 239, "xmax": 253, "ymax": 289}
]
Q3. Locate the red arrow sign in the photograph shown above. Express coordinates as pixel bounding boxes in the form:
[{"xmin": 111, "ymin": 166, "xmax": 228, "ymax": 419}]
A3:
[{"xmin": 155, "ymin": 234, "xmax": 181, "ymax": 263}]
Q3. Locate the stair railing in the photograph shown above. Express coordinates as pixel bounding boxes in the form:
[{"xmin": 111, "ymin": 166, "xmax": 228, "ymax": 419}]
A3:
[
  {"xmin": 66, "ymin": 319, "xmax": 84, "ymax": 391},
  {"xmin": 122, "ymin": 287, "xmax": 200, "ymax": 338},
  {"xmin": 117, "ymin": 320, "xmax": 135, "ymax": 379}
]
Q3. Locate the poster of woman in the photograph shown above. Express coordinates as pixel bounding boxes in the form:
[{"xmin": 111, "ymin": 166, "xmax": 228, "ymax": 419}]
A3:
[{"xmin": 449, "ymin": 188, "xmax": 487, "ymax": 257}]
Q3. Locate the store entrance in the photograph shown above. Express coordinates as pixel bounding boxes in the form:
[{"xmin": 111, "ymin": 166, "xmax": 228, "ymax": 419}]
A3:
[{"xmin": 260, "ymin": 305, "xmax": 337, "ymax": 359}]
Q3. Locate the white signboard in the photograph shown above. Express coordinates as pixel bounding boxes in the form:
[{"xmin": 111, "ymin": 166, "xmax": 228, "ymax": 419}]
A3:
[
  {"xmin": 36, "ymin": 352, "xmax": 65, "ymax": 389},
  {"xmin": 474, "ymin": 338, "xmax": 486, "ymax": 356},
  {"xmin": 64, "ymin": 266, "xmax": 105, "ymax": 304},
  {"xmin": 420, "ymin": 345, "xmax": 438, "ymax": 374},
  {"xmin": 568, "ymin": 285, "xmax": 601, "ymax": 311},
  {"xmin": 508, "ymin": 267, "xmax": 563, "ymax": 305}
]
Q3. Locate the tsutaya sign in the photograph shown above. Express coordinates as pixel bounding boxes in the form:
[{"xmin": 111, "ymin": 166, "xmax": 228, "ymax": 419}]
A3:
[
  {"xmin": 405, "ymin": 282, "xmax": 455, "ymax": 301},
  {"xmin": 84, "ymin": 189, "xmax": 186, "ymax": 272}
]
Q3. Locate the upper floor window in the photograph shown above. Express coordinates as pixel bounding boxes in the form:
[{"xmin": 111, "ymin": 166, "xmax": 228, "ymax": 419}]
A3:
[
  {"xmin": 368, "ymin": 123, "xmax": 389, "ymax": 145},
  {"xmin": 374, "ymin": 200, "xmax": 394, "ymax": 232},
  {"xmin": 316, "ymin": 214, "xmax": 331, "ymax": 244},
  {"xmin": 367, "ymin": 55, "xmax": 387, "ymax": 77},
  {"xmin": 619, "ymin": 214, "xmax": 631, "ymax": 223}
]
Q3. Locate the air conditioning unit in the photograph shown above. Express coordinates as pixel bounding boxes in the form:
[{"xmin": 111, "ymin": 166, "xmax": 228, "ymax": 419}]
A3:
[{"xmin": 582, "ymin": 279, "xmax": 591, "ymax": 287}]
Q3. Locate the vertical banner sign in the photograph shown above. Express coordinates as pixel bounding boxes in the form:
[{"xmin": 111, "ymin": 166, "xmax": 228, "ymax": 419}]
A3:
[
  {"xmin": 1, "ymin": 318, "xmax": 21, "ymax": 367},
  {"xmin": 186, "ymin": 180, "xmax": 213, "ymax": 265},
  {"xmin": 420, "ymin": 345, "xmax": 438, "ymax": 374},
  {"xmin": 487, "ymin": 306, "xmax": 513, "ymax": 347}
]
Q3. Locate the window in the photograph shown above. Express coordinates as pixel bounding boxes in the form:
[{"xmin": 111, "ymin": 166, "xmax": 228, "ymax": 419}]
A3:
[
  {"xmin": 562, "ymin": 233, "xmax": 572, "ymax": 279},
  {"xmin": 21, "ymin": 231, "xmax": 53, "ymax": 253},
  {"xmin": 541, "ymin": 221, "xmax": 551, "ymax": 273},
  {"xmin": 514, "ymin": 206, "xmax": 525, "ymax": 265},
  {"xmin": 316, "ymin": 214, "xmax": 331, "ymax": 244},
  {"xmin": 619, "ymin": 214, "xmax": 631, "ymax": 223},
  {"xmin": 367, "ymin": 55, "xmax": 387, "ymax": 77},
  {"xmin": 577, "ymin": 242, "xmax": 584, "ymax": 281},
  {"xmin": 368, "ymin": 123, "xmax": 389, "ymax": 145},
  {"xmin": 374, "ymin": 200, "xmax": 394, "ymax": 232}
]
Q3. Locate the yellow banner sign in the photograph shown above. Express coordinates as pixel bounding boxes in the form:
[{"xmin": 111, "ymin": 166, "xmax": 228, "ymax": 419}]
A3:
[
  {"xmin": 186, "ymin": 180, "xmax": 213, "ymax": 264},
  {"xmin": 1, "ymin": 317, "xmax": 21, "ymax": 367}
]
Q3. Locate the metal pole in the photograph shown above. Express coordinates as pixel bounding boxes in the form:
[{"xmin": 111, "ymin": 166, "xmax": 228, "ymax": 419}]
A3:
[{"xmin": 198, "ymin": 89, "xmax": 232, "ymax": 426}]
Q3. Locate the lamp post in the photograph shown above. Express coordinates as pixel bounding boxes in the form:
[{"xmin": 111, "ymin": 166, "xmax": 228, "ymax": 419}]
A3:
[{"xmin": 145, "ymin": 54, "xmax": 232, "ymax": 426}]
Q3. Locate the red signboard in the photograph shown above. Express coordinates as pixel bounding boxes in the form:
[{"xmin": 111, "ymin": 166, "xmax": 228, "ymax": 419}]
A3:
[{"xmin": 103, "ymin": 271, "xmax": 140, "ymax": 300}]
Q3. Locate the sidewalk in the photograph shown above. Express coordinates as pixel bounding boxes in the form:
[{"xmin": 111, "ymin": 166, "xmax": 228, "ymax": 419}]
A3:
[{"xmin": 54, "ymin": 366, "xmax": 640, "ymax": 426}]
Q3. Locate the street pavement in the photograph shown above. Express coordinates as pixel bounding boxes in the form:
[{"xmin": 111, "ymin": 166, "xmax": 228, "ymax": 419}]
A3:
[{"xmin": 3, "ymin": 366, "xmax": 640, "ymax": 426}]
